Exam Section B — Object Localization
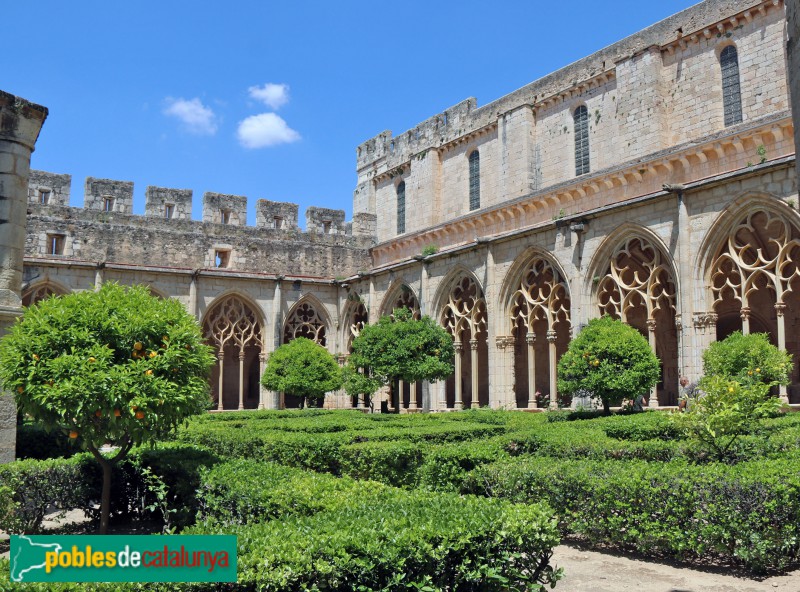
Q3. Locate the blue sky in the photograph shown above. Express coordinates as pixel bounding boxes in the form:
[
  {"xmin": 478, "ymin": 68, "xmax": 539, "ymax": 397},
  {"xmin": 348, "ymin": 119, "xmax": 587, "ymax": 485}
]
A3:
[{"xmin": 6, "ymin": 1, "xmax": 699, "ymax": 226}]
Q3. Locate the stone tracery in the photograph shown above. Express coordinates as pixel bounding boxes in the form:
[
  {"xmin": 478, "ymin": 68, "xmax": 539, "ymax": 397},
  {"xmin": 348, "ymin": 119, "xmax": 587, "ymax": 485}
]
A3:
[
  {"xmin": 203, "ymin": 295, "xmax": 265, "ymax": 411},
  {"xmin": 441, "ymin": 276, "xmax": 488, "ymax": 409},
  {"xmin": 284, "ymin": 301, "xmax": 327, "ymax": 346},
  {"xmin": 22, "ymin": 282, "xmax": 67, "ymax": 306},
  {"xmin": 509, "ymin": 258, "xmax": 570, "ymax": 409}
]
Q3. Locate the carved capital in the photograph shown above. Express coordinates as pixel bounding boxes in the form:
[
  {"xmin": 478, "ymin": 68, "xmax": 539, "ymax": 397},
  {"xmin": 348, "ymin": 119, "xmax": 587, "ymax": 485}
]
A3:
[
  {"xmin": 469, "ymin": 339, "xmax": 479, "ymax": 351},
  {"xmin": 646, "ymin": 318, "xmax": 657, "ymax": 332},
  {"xmin": 217, "ymin": 351, "xmax": 225, "ymax": 361},
  {"xmin": 495, "ymin": 335, "xmax": 514, "ymax": 350},
  {"xmin": 454, "ymin": 341, "xmax": 464, "ymax": 354},
  {"xmin": 238, "ymin": 351, "xmax": 246, "ymax": 361},
  {"xmin": 740, "ymin": 306, "xmax": 751, "ymax": 321},
  {"xmin": 525, "ymin": 332, "xmax": 536, "ymax": 345},
  {"xmin": 775, "ymin": 302, "xmax": 787, "ymax": 317},
  {"xmin": 546, "ymin": 330, "xmax": 557, "ymax": 343},
  {"xmin": 674, "ymin": 314, "xmax": 683, "ymax": 331},
  {"xmin": 706, "ymin": 312, "xmax": 718, "ymax": 326}
]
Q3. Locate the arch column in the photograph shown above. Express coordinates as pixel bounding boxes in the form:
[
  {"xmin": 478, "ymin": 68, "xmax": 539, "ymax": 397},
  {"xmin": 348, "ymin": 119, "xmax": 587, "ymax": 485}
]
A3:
[
  {"xmin": 454, "ymin": 341, "xmax": 464, "ymax": 410},
  {"xmin": 776, "ymin": 303, "xmax": 789, "ymax": 404},
  {"xmin": 470, "ymin": 339, "xmax": 480, "ymax": 408},
  {"xmin": 258, "ymin": 351, "xmax": 268, "ymax": 409},
  {"xmin": 217, "ymin": 352, "xmax": 225, "ymax": 411},
  {"xmin": 646, "ymin": 319, "xmax": 659, "ymax": 408},
  {"xmin": 409, "ymin": 382, "xmax": 418, "ymax": 410},
  {"xmin": 740, "ymin": 307, "xmax": 751, "ymax": 335},
  {"xmin": 526, "ymin": 333, "xmax": 537, "ymax": 409},
  {"xmin": 238, "ymin": 350, "xmax": 246, "ymax": 410},
  {"xmin": 547, "ymin": 330, "xmax": 558, "ymax": 409}
]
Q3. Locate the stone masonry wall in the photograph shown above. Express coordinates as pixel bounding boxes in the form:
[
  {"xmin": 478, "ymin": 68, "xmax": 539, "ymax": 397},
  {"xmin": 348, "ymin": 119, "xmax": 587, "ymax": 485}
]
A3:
[{"xmin": 356, "ymin": 0, "xmax": 787, "ymax": 245}]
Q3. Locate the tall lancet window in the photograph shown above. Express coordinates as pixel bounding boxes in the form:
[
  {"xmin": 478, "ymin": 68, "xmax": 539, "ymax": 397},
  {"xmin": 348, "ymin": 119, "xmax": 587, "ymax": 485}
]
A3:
[{"xmin": 574, "ymin": 105, "xmax": 590, "ymax": 176}]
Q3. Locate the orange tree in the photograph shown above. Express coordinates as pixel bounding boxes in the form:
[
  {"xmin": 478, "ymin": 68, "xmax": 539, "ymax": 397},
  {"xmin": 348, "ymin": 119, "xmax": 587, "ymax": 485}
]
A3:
[
  {"xmin": 557, "ymin": 315, "xmax": 660, "ymax": 414},
  {"xmin": 0, "ymin": 283, "xmax": 215, "ymax": 533}
]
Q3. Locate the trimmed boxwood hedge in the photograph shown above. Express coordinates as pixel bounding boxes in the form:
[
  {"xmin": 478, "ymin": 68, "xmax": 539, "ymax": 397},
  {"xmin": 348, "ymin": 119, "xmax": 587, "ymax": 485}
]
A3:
[{"xmin": 465, "ymin": 456, "xmax": 800, "ymax": 572}]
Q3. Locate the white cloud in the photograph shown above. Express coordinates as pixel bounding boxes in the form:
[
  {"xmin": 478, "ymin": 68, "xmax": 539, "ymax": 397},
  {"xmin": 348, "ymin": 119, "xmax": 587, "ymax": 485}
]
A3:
[
  {"xmin": 248, "ymin": 83, "xmax": 290, "ymax": 109},
  {"xmin": 163, "ymin": 97, "xmax": 218, "ymax": 135},
  {"xmin": 237, "ymin": 113, "xmax": 300, "ymax": 149}
]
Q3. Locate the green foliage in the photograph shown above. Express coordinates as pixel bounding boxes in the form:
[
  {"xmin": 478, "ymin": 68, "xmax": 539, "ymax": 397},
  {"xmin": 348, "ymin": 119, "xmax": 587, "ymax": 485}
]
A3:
[
  {"xmin": 15, "ymin": 422, "xmax": 77, "ymax": 460},
  {"xmin": 421, "ymin": 244, "xmax": 439, "ymax": 256},
  {"xmin": 702, "ymin": 331, "xmax": 792, "ymax": 386},
  {"xmin": 0, "ymin": 283, "xmax": 215, "ymax": 452},
  {"xmin": 467, "ymin": 456, "xmax": 800, "ymax": 573},
  {"xmin": 189, "ymin": 493, "xmax": 562, "ymax": 592},
  {"xmin": 261, "ymin": 337, "xmax": 342, "ymax": 406},
  {"xmin": 344, "ymin": 307, "xmax": 454, "ymax": 399},
  {"xmin": 671, "ymin": 376, "xmax": 782, "ymax": 462},
  {"xmin": 557, "ymin": 316, "xmax": 660, "ymax": 413}
]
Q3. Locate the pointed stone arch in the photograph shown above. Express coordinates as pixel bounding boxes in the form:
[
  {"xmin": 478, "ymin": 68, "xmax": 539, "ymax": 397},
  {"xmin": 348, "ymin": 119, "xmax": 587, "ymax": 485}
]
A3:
[
  {"xmin": 502, "ymin": 249, "xmax": 571, "ymax": 409},
  {"xmin": 22, "ymin": 279, "xmax": 70, "ymax": 306},
  {"xmin": 590, "ymin": 228, "xmax": 679, "ymax": 406},
  {"xmin": 283, "ymin": 295, "xmax": 331, "ymax": 347},
  {"xmin": 436, "ymin": 269, "xmax": 488, "ymax": 409},
  {"xmin": 202, "ymin": 293, "xmax": 266, "ymax": 411},
  {"xmin": 699, "ymin": 195, "xmax": 800, "ymax": 403}
]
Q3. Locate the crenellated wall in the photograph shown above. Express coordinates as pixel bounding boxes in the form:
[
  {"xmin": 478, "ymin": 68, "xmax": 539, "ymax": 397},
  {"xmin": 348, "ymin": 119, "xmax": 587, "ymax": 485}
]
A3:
[{"xmin": 25, "ymin": 172, "xmax": 376, "ymax": 278}]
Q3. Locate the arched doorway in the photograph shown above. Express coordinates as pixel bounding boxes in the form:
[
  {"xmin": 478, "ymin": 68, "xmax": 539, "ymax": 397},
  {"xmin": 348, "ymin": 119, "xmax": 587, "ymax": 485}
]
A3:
[
  {"xmin": 203, "ymin": 295, "xmax": 265, "ymax": 411},
  {"xmin": 596, "ymin": 236, "xmax": 678, "ymax": 405},
  {"xmin": 22, "ymin": 281, "xmax": 68, "ymax": 306},
  {"xmin": 709, "ymin": 210, "xmax": 800, "ymax": 403},
  {"xmin": 509, "ymin": 257, "xmax": 571, "ymax": 409},
  {"xmin": 441, "ymin": 275, "xmax": 488, "ymax": 409}
]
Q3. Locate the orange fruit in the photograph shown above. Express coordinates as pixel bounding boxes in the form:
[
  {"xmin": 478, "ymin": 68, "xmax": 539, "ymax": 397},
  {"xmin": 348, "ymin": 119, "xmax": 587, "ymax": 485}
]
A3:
[
  {"xmin": 94, "ymin": 410, "xmax": 102, "ymax": 417},
  {"xmin": 69, "ymin": 431, "xmax": 79, "ymax": 439},
  {"xmin": 145, "ymin": 369, "xmax": 153, "ymax": 376},
  {"xmin": 88, "ymin": 357, "xmax": 96, "ymax": 363},
  {"xmin": 149, "ymin": 351, "xmax": 157, "ymax": 358},
  {"xmin": 134, "ymin": 342, "xmax": 143, "ymax": 351},
  {"xmin": 16, "ymin": 387, "xmax": 23, "ymax": 394},
  {"xmin": 32, "ymin": 354, "xmax": 39, "ymax": 361},
  {"xmin": 114, "ymin": 409, "xmax": 121, "ymax": 417},
  {"xmin": 131, "ymin": 405, "xmax": 138, "ymax": 411},
  {"xmin": 135, "ymin": 411, "xmax": 145, "ymax": 420}
]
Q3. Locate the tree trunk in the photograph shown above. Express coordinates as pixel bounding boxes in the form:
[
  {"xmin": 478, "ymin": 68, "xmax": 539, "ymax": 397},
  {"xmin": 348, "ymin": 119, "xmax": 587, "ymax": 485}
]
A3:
[
  {"xmin": 603, "ymin": 400, "xmax": 610, "ymax": 415},
  {"xmin": 98, "ymin": 456, "xmax": 112, "ymax": 535}
]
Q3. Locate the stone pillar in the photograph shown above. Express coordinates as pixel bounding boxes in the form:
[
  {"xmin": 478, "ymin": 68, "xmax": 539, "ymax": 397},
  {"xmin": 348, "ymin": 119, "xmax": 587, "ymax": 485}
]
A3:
[
  {"xmin": 217, "ymin": 352, "xmax": 225, "ymax": 411},
  {"xmin": 740, "ymin": 307, "xmax": 751, "ymax": 335},
  {"xmin": 0, "ymin": 91, "xmax": 48, "ymax": 463},
  {"xmin": 547, "ymin": 330, "xmax": 558, "ymax": 410},
  {"xmin": 526, "ymin": 332, "xmax": 537, "ymax": 409},
  {"xmin": 470, "ymin": 339, "xmax": 479, "ymax": 408},
  {"xmin": 397, "ymin": 380, "xmax": 404, "ymax": 411},
  {"xmin": 775, "ymin": 303, "xmax": 789, "ymax": 404},
  {"xmin": 647, "ymin": 318, "xmax": 659, "ymax": 408},
  {"xmin": 271, "ymin": 277, "xmax": 283, "ymax": 409},
  {"xmin": 454, "ymin": 341, "xmax": 464, "ymax": 410},
  {"xmin": 409, "ymin": 382, "xmax": 418, "ymax": 410},
  {"xmin": 258, "ymin": 352, "xmax": 267, "ymax": 409},
  {"xmin": 189, "ymin": 270, "xmax": 199, "ymax": 317},
  {"xmin": 238, "ymin": 350, "xmax": 245, "ymax": 410},
  {"xmin": 94, "ymin": 262, "xmax": 104, "ymax": 291}
]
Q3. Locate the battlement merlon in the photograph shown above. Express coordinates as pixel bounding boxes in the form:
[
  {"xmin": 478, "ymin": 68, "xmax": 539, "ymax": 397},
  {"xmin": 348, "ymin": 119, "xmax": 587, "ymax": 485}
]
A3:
[
  {"xmin": 202, "ymin": 192, "xmax": 246, "ymax": 225},
  {"xmin": 354, "ymin": 0, "xmax": 768, "ymax": 174},
  {"xmin": 146, "ymin": 186, "xmax": 192, "ymax": 220},
  {"xmin": 256, "ymin": 199, "xmax": 299, "ymax": 230},
  {"xmin": 28, "ymin": 170, "xmax": 71, "ymax": 206},
  {"xmin": 85, "ymin": 177, "xmax": 134, "ymax": 214},
  {"xmin": 307, "ymin": 207, "xmax": 346, "ymax": 235}
]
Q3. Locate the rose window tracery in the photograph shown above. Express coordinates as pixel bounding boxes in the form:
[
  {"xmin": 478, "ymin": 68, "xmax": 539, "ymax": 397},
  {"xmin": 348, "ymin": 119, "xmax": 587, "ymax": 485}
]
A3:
[{"xmin": 284, "ymin": 302, "xmax": 327, "ymax": 345}]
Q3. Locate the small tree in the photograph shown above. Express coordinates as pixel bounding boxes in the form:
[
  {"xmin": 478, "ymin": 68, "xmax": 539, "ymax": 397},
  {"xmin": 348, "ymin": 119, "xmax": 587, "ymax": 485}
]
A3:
[
  {"xmin": 344, "ymin": 308, "xmax": 454, "ymax": 410},
  {"xmin": 702, "ymin": 331, "xmax": 792, "ymax": 386},
  {"xmin": 0, "ymin": 283, "xmax": 215, "ymax": 533},
  {"xmin": 557, "ymin": 316, "xmax": 660, "ymax": 414},
  {"xmin": 261, "ymin": 338, "xmax": 343, "ymax": 408},
  {"xmin": 672, "ymin": 331, "xmax": 790, "ymax": 461}
]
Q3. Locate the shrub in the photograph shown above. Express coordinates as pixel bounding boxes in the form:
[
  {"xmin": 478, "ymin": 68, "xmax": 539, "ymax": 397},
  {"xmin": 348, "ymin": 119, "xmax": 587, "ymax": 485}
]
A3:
[
  {"xmin": 467, "ymin": 456, "xmax": 800, "ymax": 572},
  {"xmin": 261, "ymin": 337, "xmax": 343, "ymax": 408},
  {"xmin": 557, "ymin": 316, "xmax": 660, "ymax": 413},
  {"xmin": 703, "ymin": 331, "xmax": 792, "ymax": 386},
  {"xmin": 15, "ymin": 423, "xmax": 77, "ymax": 460}
]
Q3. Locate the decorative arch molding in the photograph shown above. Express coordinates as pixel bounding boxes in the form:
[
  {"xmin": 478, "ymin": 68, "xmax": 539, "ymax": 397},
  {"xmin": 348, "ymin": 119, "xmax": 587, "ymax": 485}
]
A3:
[
  {"xmin": 380, "ymin": 280, "xmax": 421, "ymax": 319},
  {"xmin": 22, "ymin": 279, "xmax": 71, "ymax": 306},
  {"xmin": 499, "ymin": 247, "xmax": 571, "ymax": 336},
  {"xmin": 283, "ymin": 294, "xmax": 331, "ymax": 346},
  {"xmin": 694, "ymin": 192, "xmax": 800, "ymax": 305},
  {"xmin": 342, "ymin": 297, "xmax": 369, "ymax": 351},
  {"xmin": 200, "ymin": 289, "xmax": 266, "ymax": 329},
  {"xmin": 585, "ymin": 222, "xmax": 679, "ymax": 303},
  {"xmin": 431, "ymin": 265, "xmax": 486, "ymax": 323}
]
